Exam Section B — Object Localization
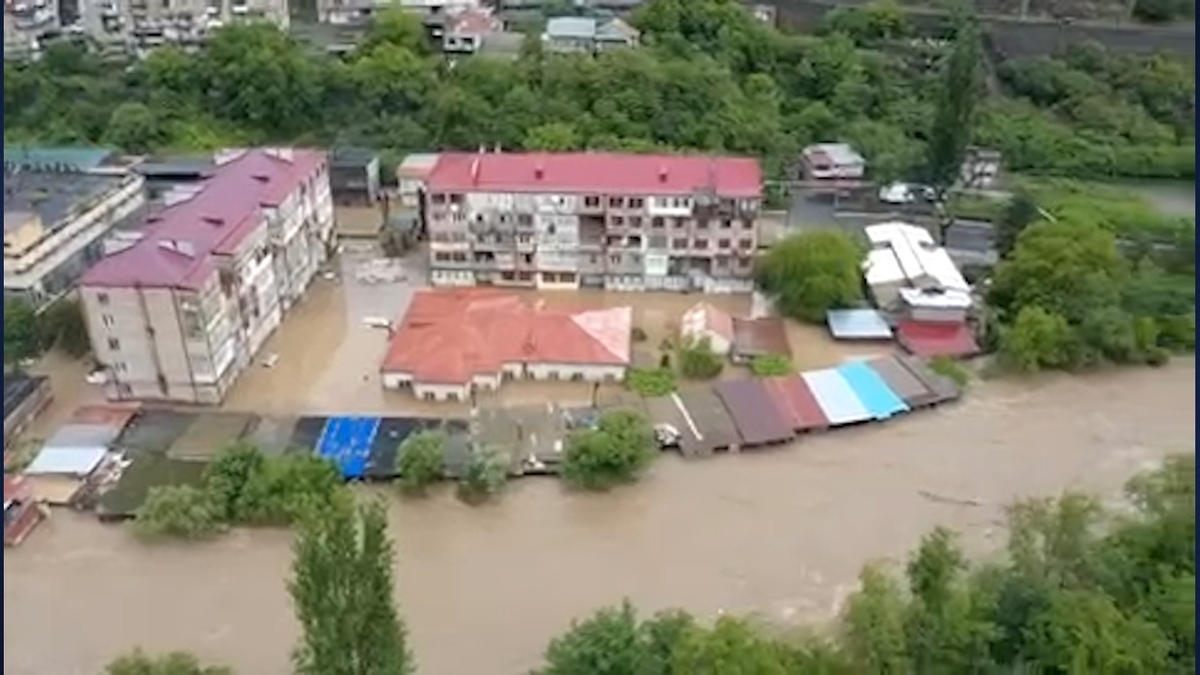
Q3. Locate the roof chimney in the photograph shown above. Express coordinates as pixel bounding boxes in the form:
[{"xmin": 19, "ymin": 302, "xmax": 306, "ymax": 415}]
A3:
[
  {"xmin": 534, "ymin": 163, "xmax": 545, "ymax": 180},
  {"xmin": 252, "ymin": 173, "xmax": 270, "ymax": 183},
  {"xmin": 658, "ymin": 165, "xmax": 668, "ymax": 183},
  {"xmin": 202, "ymin": 215, "xmax": 224, "ymax": 226}
]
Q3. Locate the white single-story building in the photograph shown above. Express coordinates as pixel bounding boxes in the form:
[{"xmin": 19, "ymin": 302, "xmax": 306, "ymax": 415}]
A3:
[
  {"xmin": 680, "ymin": 302, "xmax": 736, "ymax": 355},
  {"xmin": 862, "ymin": 222, "xmax": 971, "ymax": 310},
  {"xmin": 800, "ymin": 143, "xmax": 866, "ymax": 181},
  {"xmin": 899, "ymin": 287, "xmax": 973, "ymax": 324}
]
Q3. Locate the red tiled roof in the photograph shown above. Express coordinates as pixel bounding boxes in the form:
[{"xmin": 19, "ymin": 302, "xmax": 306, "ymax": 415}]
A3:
[
  {"xmin": 4, "ymin": 475, "xmax": 29, "ymax": 506},
  {"xmin": 427, "ymin": 152, "xmax": 762, "ymax": 197},
  {"xmin": 896, "ymin": 321, "xmax": 980, "ymax": 358},
  {"xmin": 80, "ymin": 148, "xmax": 325, "ymax": 290},
  {"xmin": 380, "ymin": 289, "xmax": 632, "ymax": 384},
  {"xmin": 449, "ymin": 7, "xmax": 502, "ymax": 33}
]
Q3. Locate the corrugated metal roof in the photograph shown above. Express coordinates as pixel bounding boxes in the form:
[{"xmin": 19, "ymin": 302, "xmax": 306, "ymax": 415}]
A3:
[
  {"xmin": 896, "ymin": 321, "xmax": 980, "ymax": 358},
  {"xmin": 826, "ymin": 309, "xmax": 894, "ymax": 340},
  {"xmin": 897, "ymin": 355, "xmax": 962, "ymax": 403},
  {"xmin": 835, "ymin": 361, "xmax": 909, "ymax": 420},
  {"xmin": 25, "ymin": 445, "xmax": 107, "ymax": 476},
  {"xmin": 732, "ymin": 317, "xmax": 792, "ymax": 358},
  {"xmin": 800, "ymin": 369, "xmax": 872, "ymax": 426},
  {"xmin": 761, "ymin": 375, "xmax": 830, "ymax": 431},
  {"xmin": 713, "ymin": 379, "xmax": 795, "ymax": 447},
  {"xmin": 863, "ymin": 356, "xmax": 939, "ymax": 408},
  {"xmin": 44, "ymin": 423, "xmax": 121, "ymax": 449}
]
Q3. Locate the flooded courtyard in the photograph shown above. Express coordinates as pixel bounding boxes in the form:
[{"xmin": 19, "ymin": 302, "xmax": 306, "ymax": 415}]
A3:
[{"xmin": 4, "ymin": 359, "xmax": 1194, "ymax": 675}]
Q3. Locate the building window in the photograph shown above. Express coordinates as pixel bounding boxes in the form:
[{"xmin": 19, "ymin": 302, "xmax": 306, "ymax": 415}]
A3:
[
  {"xmin": 672, "ymin": 238, "xmax": 687, "ymax": 250},
  {"xmin": 102, "ymin": 314, "xmax": 115, "ymax": 327},
  {"xmin": 561, "ymin": 273, "xmax": 576, "ymax": 283},
  {"xmin": 518, "ymin": 214, "xmax": 533, "ymax": 226},
  {"xmin": 584, "ymin": 196, "xmax": 600, "ymax": 208},
  {"xmin": 718, "ymin": 239, "xmax": 731, "ymax": 249},
  {"xmin": 611, "ymin": 216, "xmax": 624, "ymax": 226},
  {"xmin": 693, "ymin": 239, "xmax": 708, "ymax": 250},
  {"xmin": 609, "ymin": 255, "xmax": 621, "ymax": 264},
  {"xmin": 549, "ymin": 371, "xmax": 560, "ymax": 380},
  {"xmin": 651, "ymin": 217, "xmax": 665, "ymax": 228},
  {"xmin": 697, "ymin": 219, "xmax": 709, "ymax": 230},
  {"xmin": 97, "ymin": 293, "xmax": 110, "ymax": 305},
  {"xmin": 738, "ymin": 239, "xmax": 754, "ymax": 249},
  {"xmin": 608, "ymin": 197, "xmax": 625, "ymax": 209},
  {"xmin": 742, "ymin": 219, "xmax": 754, "ymax": 230},
  {"xmin": 113, "ymin": 361, "xmax": 128, "ymax": 374},
  {"xmin": 673, "ymin": 218, "xmax": 686, "ymax": 229},
  {"xmin": 117, "ymin": 383, "xmax": 133, "ymax": 397},
  {"xmin": 423, "ymin": 392, "xmax": 436, "ymax": 401},
  {"xmin": 107, "ymin": 338, "xmax": 121, "ymax": 351},
  {"xmin": 628, "ymin": 197, "xmax": 645, "ymax": 209},
  {"xmin": 629, "ymin": 216, "xmax": 643, "ymax": 228},
  {"xmin": 721, "ymin": 219, "xmax": 733, "ymax": 229}
]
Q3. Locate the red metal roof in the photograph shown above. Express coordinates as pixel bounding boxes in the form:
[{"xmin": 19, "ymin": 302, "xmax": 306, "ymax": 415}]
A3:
[
  {"xmin": 380, "ymin": 289, "xmax": 632, "ymax": 384},
  {"xmin": 712, "ymin": 379, "xmax": 795, "ymax": 447},
  {"xmin": 761, "ymin": 375, "xmax": 830, "ymax": 431},
  {"xmin": 4, "ymin": 475, "xmax": 29, "ymax": 505},
  {"xmin": 80, "ymin": 148, "xmax": 326, "ymax": 290},
  {"xmin": 896, "ymin": 321, "xmax": 980, "ymax": 358},
  {"xmin": 427, "ymin": 152, "xmax": 762, "ymax": 197}
]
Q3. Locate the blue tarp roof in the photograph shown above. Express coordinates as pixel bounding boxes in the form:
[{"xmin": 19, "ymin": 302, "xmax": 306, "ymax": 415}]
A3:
[
  {"xmin": 25, "ymin": 445, "xmax": 107, "ymax": 476},
  {"xmin": 826, "ymin": 309, "xmax": 894, "ymax": 340},
  {"xmin": 800, "ymin": 369, "xmax": 872, "ymax": 426},
  {"xmin": 835, "ymin": 361, "xmax": 910, "ymax": 420},
  {"xmin": 317, "ymin": 416, "xmax": 381, "ymax": 479}
]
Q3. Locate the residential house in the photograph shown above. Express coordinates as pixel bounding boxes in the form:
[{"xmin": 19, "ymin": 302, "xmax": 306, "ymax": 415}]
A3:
[
  {"xmin": 423, "ymin": 150, "xmax": 763, "ymax": 293},
  {"xmin": 379, "ymin": 288, "xmax": 632, "ymax": 402},
  {"xmin": 77, "ymin": 148, "xmax": 334, "ymax": 404},
  {"xmin": 542, "ymin": 15, "xmax": 637, "ymax": 54},
  {"xmin": 4, "ymin": 162, "xmax": 148, "ymax": 311},
  {"xmin": 679, "ymin": 301, "xmax": 735, "ymax": 355},
  {"xmin": 440, "ymin": 5, "xmax": 503, "ymax": 54},
  {"xmin": 320, "ymin": 0, "xmax": 476, "ymax": 25},
  {"xmin": 86, "ymin": 0, "xmax": 291, "ymax": 53},
  {"xmin": 800, "ymin": 143, "xmax": 866, "ymax": 182},
  {"xmin": 396, "ymin": 152, "xmax": 440, "ymax": 208}
]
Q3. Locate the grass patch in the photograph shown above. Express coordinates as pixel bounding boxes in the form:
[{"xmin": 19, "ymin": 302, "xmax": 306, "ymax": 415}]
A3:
[{"xmin": 928, "ymin": 355, "xmax": 971, "ymax": 388}]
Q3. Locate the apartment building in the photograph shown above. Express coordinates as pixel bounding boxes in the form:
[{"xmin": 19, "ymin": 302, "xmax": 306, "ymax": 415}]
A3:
[
  {"xmin": 4, "ymin": 166, "xmax": 147, "ymax": 311},
  {"xmin": 77, "ymin": 148, "xmax": 333, "ymax": 404},
  {"xmin": 425, "ymin": 151, "xmax": 763, "ymax": 294}
]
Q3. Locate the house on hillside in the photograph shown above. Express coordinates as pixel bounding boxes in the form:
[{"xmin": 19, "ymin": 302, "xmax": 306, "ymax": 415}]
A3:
[
  {"xmin": 542, "ymin": 16, "xmax": 639, "ymax": 54},
  {"xmin": 800, "ymin": 143, "xmax": 866, "ymax": 182},
  {"xmin": 960, "ymin": 146, "xmax": 1002, "ymax": 189}
]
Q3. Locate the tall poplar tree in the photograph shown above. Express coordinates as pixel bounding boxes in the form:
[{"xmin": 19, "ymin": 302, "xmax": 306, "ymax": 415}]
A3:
[{"xmin": 288, "ymin": 494, "xmax": 413, "ymax": 675}]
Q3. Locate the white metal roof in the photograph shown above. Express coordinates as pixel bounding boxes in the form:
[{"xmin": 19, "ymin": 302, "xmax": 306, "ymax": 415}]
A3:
[
  {"xmin": 899, "ymin": 287, "xmax": 973, "ymax": 310},
  {"xmin": 25, "ymin": 445, "xmax": 107, "ymax": 477},
  {"xmin": 862, "ymin": 221, "xmax": 970, "ymax": 293},
  {"xmin": 863, "ymin": 249, "xmax": 905, "ymax": 286},
  {"xmin": 802, "ymin": 143, "xmax": 865, "ymax": 167}
]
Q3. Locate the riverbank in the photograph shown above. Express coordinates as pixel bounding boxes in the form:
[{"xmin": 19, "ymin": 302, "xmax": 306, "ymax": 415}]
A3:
[{"xmin": 4, "ymin": 359, "xmax": 1193, "ymax": 675}]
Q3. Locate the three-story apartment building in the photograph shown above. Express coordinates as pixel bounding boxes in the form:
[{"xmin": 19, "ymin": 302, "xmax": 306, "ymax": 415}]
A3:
[
  {"xmin": 77, "ymin": 148, "xmax": 333, "ymax": 404},
  {"xmin": 424, "ymin": 151, "xmax": 763, "ymax": 293}
]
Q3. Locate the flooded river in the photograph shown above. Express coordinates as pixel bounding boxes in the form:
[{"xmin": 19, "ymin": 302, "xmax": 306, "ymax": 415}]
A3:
[{"xmin": 4, "ymin": 359, "xmax": 1194, "ymax": 675}]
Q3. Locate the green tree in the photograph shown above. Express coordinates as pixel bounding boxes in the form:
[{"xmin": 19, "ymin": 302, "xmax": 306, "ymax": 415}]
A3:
[
  {"xmin": 456, "ymin": 446, "xmax": 508, "ymax": 505},
  {"xmin": 104, "ymin": 649, "xmax": 233, "ymax": 675},
  {"xmin": 132, "ymin": 485, "xmax": 224, "ymax": 541},
  {"xmin": 676, "ymin": 337, "xmax": 724, "ymax": 380},
  {"xmin": 756, "ymin": 231, "xmax": 863, "ymax": 323},
  {"xmin": 3, "ymin": 297, "xmax": 41, "ymax": 368},
  {"xmin": 561, "ymin": 410, "xmax": 656, "ymax": 491},
  {"xmin": 994, "ymin": 189, "xmax": 1040, "ymax": 259},
  {"xmin": 289, "ymin": 495, "xmax": 413, "ymax": 675},
  {"xmin": 998, "ymin": 305, "xmax": 1076, "ymax": 372},
  {"xmin": 925, "ymin": 8, "xmax": 984, "ymax": 240},
  {"xmin": 104, "ymin": 103, "xmax": 167, "ymax": 155},
  {"xmin": 395, "ymin": 429, "xmax": 446, "ymax": 496}
]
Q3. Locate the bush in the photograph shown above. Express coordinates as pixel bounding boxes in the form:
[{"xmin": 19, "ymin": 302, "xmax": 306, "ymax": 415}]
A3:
[
  {"xmin": 749, "ymin": 354, "xmax": 793, "ymax": 377},
  {"xmin": 676, "ymin": 337, "xmax": 724, "ymax": 380},
  {"xmin": 626, "ymin": 367, "xmax": 676, "ymax": 397},
  {"xmin": 234, "ymin": 453, "xmax": 343, "ymax": 526},
  {"xmin": 561, "ymin": 411, "xmax": 656, "ymax": 491},
  {"xmin": 630, "ymin": 327, "xmax": 648, "ymax": 342},
  {"xmin": 132, "ymin": 485, "xmax": 224, "ymax": 541},
  {"xmin": 755, "ymin": 230, "xmax": 864, "ymax": 324},
  {"xmin": 456, "ymin": 447, "xmax": 508, "ymax": 505},
  {"xmin": 927, "ymin": 355, "xmax": 970, "ymax": 387},
  {"xmin": 105, "ymin": 649, "xmax": 233, "ymax": 675},
  {"xmin": 395, "ymin": 430, "xmax": 446, "ymax": 496}
]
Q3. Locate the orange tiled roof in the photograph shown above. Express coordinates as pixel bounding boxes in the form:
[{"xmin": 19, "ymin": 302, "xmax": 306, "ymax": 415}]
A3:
[{"xmin": 380, "ymin": 289, "xmax": 632, "ymax": 384}]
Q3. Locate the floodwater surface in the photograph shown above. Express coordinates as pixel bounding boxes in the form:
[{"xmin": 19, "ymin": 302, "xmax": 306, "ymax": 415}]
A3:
[{"xmin": 4, "ymin": 360, "xmax": 1194, "ymax": 675}]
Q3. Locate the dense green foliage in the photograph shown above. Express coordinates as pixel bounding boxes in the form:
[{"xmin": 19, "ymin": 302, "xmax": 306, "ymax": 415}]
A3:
[
  {"xmin": 394, "ymin": 430, "xmax": 447, "ymax": 496},
  {"xmin": 133, "ymin": 443, "xmax": 344, "ymax": 538},
  {"xmin": 2, "ymin": 297, "xmax": 91, "ymax": 367},
  {"xmin": 3, "ymin": 1, "xmax": 1191, "ymax": 182},
  {"xmin": 750, "ymin": 354, "xmax": 795, "ymax": 377},
  {"xmin": 455, "ymin": 446, "xmax": 509, "ymax": 504},
  {"xmin": 675, "ymin": 337, "xmax": 725, "ymax": 380},
  {"xmin": 290, "ymin": 495, "xmax": 414, "ymax": 675},
  {"xmin": 625, "ymin": 367, "xmax": 678, "ymax": 397},
  {"xmin": 756, "ymin": 231, "xmax": 864, "ymax": 323},
  {"xmin": 540, "ymin": 455, "xmax": 1196, "ymax": 673},
  {"xmin": 562, "ymin": 411, "xmax": 657, "ymax": 491},
  {"xmin": 104, "ymin": 650, "xmax": 233, "ymax": 675}
]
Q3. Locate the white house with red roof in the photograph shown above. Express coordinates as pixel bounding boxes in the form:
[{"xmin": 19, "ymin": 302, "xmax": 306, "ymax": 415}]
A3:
[
  {"xmin": 679, "ymin": 301, "xmax": 736, "ymax": 356},
  {"xmin": 423, "ymin": 151, "xmax": 763, "ymax": 294},
  {"xmin": 77, "ymin": 148, "xmax": 333, "ymax": 404},
  {"xmin": 380, "ymin": 289, "xmax": 632, "ymax": 402}
]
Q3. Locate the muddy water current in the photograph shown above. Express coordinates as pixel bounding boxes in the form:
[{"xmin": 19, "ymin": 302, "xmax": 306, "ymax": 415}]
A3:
[{"xmin": 4, "ymin": 359, "xmax": 1195, "ymax": 675}]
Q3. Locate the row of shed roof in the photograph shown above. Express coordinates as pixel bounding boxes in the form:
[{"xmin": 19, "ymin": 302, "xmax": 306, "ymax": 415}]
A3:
[{"xmin": 644, "ymin": 355, "xmax": 962, "ymax": 455}]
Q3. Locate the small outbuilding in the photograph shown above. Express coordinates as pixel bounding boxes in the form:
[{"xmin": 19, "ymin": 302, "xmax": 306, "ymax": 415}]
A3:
[
  {"xmin": 731, "ymin": 317, "xmax": 792, "ymax": 364},
  {"xmin": 826, "ymin": 309, "xmax": 894, "ymax": 341},
  {"xmin": 330, "ymin": 147, "xmax": 382, "ymax": 206},
  {"xmin": 896, "ymin": 321, "xmax": 981, "ymax": 359},
  {"xmin": 680, "ymin": 302, "xmax": 736, "ymax": 356}
]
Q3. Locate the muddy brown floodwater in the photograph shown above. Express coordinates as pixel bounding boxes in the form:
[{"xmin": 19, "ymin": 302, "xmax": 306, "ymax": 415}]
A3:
[{"xmin": 4, "ymin": 359, "xmax": 1194, "ymax": 675}]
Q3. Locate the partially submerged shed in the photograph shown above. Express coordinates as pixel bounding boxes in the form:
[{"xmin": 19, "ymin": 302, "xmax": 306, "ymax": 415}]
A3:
[
  {"xmin": 713, "ymin": 379, "xmax": 795, "ymax": 448},
  {"xmin": 731, "ymin": 317, "xmax": 792, "ymax": 364},
  {"xmin": 834, "ymin": 361, "xmax": 909, "ymax": 420},
  {"xmin": 895, "ymin": 321, "xmax": 980, "ymax": 359},
  {"xmin": 800, "ymin": 369, "xmax": 872, "ymax": 427},
  {"xmin": 826, "ymin": 309, "xmax": 894, "ymax": 341},
  {"xmin": 760, "ymin": 375, "xmax": 830, "ymax": 432},
  {"xmin": 675, "ymin": 389, "xmax": 742, "ymax": 453},
  {"xmin": 862, "ymin": 356, "xmax": 940, "ymax": 409},
  {"xmin": 897, "ymin": 355, "xmax": 962, "ymax": 404}
]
